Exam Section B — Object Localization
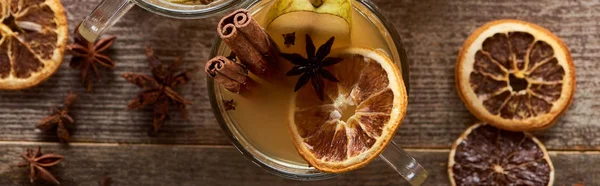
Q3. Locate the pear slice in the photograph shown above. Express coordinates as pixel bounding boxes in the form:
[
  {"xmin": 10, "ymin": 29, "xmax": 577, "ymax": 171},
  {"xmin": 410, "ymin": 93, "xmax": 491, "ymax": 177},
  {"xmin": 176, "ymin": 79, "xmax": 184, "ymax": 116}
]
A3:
[{"xmin": 265, "ymin": 0, "xmax": 352, "ymax": 52}]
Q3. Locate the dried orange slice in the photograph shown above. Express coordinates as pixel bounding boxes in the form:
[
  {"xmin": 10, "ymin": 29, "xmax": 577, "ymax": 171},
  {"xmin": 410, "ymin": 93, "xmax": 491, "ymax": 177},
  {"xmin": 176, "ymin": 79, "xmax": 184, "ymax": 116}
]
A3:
[
  {"xmin": 448, "ymin": 123, "xmax": 554, "ymax": 186},
  {"xmin": 0, "ymin": 0, "xmax": 68, "ymax": 90},
  {"xmin": 456, "ymin": 20, "xmax": 575, "ymax": 131},
  {"xmin": 288, "ymin": 48, "xmax": 407, "ymax": 173}
]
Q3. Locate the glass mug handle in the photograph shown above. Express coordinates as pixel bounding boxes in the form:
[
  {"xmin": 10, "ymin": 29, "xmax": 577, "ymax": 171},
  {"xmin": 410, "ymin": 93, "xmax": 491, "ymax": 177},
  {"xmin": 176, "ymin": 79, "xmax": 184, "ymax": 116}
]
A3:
[
  {"xmin": 379, "ymin": 141, "xmax": 428, "ymax": 186},
  {"xmin": 76, "ymin": 0, "xmax": 135, "ymax": 42}
]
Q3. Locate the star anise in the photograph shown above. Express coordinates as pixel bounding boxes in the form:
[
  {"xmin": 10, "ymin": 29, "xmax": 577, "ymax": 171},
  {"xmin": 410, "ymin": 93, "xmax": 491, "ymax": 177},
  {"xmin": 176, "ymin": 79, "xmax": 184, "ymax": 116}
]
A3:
[
  {"xmin": 122, "ymin": 46, "xmax": 192, "ymax": 132},
  {"xmin": 36, "ymin": 93, "xmax": 78, "ymax": 143},
  {"xmin": 67, "ymin": 34, "xmax": 117, "ymax": 91},
  {"xmin": 17, "ymin": 147, "xmax": 64, "ymax": 185},
  {"xmin": 282, "ymin": 35, "xmax": 342, "ymax": 100}
]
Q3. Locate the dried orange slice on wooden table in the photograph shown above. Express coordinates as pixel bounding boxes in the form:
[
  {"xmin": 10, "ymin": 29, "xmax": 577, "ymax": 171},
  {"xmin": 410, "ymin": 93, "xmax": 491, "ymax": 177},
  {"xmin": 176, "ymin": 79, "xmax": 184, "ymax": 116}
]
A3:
[
  {"xmin": 456, "ymin": 20, "xmax": 575, "ymax": 131},
  {"xmin": 0, "ymin": 0, "xmax": 68, "ymax": 90},
  {"xmin": 448, "ymin": 123, "xmax": 554, "ymax": 186},
  {"xmin": 288, "ymin": 48, "xmax": 407, "ymax": 173}
]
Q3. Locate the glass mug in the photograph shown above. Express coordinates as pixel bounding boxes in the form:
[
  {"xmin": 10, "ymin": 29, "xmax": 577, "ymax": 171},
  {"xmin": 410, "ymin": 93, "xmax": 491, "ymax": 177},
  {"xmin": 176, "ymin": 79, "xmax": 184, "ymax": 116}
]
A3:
[
  {"xmin": 77, "ymin": 0, "xmax": 248, "ymax": 42},
  {"xmin": 79, "ymin": 0, "xmax": 428, "ymax": 184},
  {"xmin": 208, "ymin": 0, "xmax": 428, "ymax": 185}
]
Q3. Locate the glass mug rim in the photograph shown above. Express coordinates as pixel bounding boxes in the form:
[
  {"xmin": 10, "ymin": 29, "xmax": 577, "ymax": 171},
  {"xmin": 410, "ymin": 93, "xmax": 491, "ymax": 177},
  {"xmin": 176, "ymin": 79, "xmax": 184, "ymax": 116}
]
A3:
[
  {"xmin": 208, "ymin": 0, "xmax": 411, "ymax": 181},
  {"xmin": 131, "ymin": 0, "xmax": 249, "ymax": 19},
  {"xmin": 76, "ymin": 0, "xmax": 250, "ymax": 42}
]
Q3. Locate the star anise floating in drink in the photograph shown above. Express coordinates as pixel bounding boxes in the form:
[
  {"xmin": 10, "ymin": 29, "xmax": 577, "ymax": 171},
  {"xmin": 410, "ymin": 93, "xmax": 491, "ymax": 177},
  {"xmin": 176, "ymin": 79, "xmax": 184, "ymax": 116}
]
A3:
[
  {"xmin": 122, "ymin": 46, "xmax": 192, "ymax": 132},
  {"xmin": 17, "ymin": 147, "xmax": 64, "ymax": 185},
  {"xmin": 282, "ymin": 35, "xmax": 342, "ymax": 100},
  {"xmin": 67, "ymin": 34, "xmax": 117, "ymax": 91},
  {"xmin": 37, "ymin": 93, "xmax": 78, "ymax": 143}
]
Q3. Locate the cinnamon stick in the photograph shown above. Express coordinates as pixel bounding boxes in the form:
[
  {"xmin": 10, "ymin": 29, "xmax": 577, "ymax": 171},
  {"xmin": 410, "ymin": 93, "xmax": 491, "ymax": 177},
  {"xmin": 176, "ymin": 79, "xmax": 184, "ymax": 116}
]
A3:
[
  {"xmin": 205, "ymin": 56, "xmax": 248, "ymax": 93},
  {"xmin": 233, "ymin": 10, "xmax": 276, "ymax": 61},
  {"xmin": 218, "ymin": 9, "xmax": 275, "ymax": 76}
]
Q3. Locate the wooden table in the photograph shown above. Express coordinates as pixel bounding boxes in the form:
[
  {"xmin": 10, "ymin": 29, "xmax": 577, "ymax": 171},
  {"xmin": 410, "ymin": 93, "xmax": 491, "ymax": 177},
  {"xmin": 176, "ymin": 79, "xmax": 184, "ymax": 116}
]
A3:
[{"xmin": 1, "ymin": 0, "xmax": 598, "ymax": 185}]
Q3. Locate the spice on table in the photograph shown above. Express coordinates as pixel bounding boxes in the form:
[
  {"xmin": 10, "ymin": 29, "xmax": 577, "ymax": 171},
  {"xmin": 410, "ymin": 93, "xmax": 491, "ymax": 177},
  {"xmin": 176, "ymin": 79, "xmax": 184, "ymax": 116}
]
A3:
[
  {"xmin": 37, "ymin": 93, "xmax": 78, "ymax": 143},
  {"xmin": 205, "ymin": 56, "xmax": 249, "ymax": 93},
  {"xmin": 282, "ymin": 35, "xmax": 342, "ymax": 101},
  {"xmin": 218, "ymin": 9, "xmax": 277, "ymax": 76},
  {"xmin": 67, "ymin": 34, "xmax": 117, "ymax": 91},
  {"xmin": 17, "ymin": 147, "xmax": 64, "ymax": 185},
  {"xmin": 122, "ymin": 46, "xmax": 192, "ymax": 132}
]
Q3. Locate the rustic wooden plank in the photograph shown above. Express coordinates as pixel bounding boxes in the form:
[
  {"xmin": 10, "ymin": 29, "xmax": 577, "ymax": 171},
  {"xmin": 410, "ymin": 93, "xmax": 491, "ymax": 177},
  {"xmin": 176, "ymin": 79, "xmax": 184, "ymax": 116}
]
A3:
[
  {"xmin": 0, "ymin": 143, "xmax": 597, "ymax": 186},
  {"xmin": 380, "ymin": 0, "xmax": 600, "ymax": 150},
  {"xmin": 1, "ymin": 0, "xmax": 600, "ymax": 150},
  {"xmin": 0, "ymin": 2, "xmax": 230, "ymax": 145}
]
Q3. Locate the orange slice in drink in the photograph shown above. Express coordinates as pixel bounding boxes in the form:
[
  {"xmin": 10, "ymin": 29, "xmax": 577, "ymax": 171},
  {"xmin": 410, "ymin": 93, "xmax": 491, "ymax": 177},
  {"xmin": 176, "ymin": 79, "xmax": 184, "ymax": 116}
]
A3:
[
  {"xmin": 288, "ymin": 48, "xmax": 407, "ymax": 173},
  {"xmin": 0, "ymin": 0, "xmax": 68, "ymax": 90}
]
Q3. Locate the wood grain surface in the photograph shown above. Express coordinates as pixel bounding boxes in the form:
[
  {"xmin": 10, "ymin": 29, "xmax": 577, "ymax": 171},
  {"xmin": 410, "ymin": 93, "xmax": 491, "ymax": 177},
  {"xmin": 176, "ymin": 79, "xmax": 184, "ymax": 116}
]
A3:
[
  {"xmin": 0, "ymin": 144, "xmax": 597, "ymax": 186},
  {"xmin": 0, "ymin": 0, "xmax": 599, "ymax": 185}
]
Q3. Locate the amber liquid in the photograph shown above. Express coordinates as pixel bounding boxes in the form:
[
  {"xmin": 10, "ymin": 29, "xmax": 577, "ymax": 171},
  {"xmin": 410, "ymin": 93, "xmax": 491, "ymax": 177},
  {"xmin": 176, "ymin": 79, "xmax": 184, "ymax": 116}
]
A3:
[{"xmin": 222, "ymin": 2, "xmax": 393, "ymax": 165}]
